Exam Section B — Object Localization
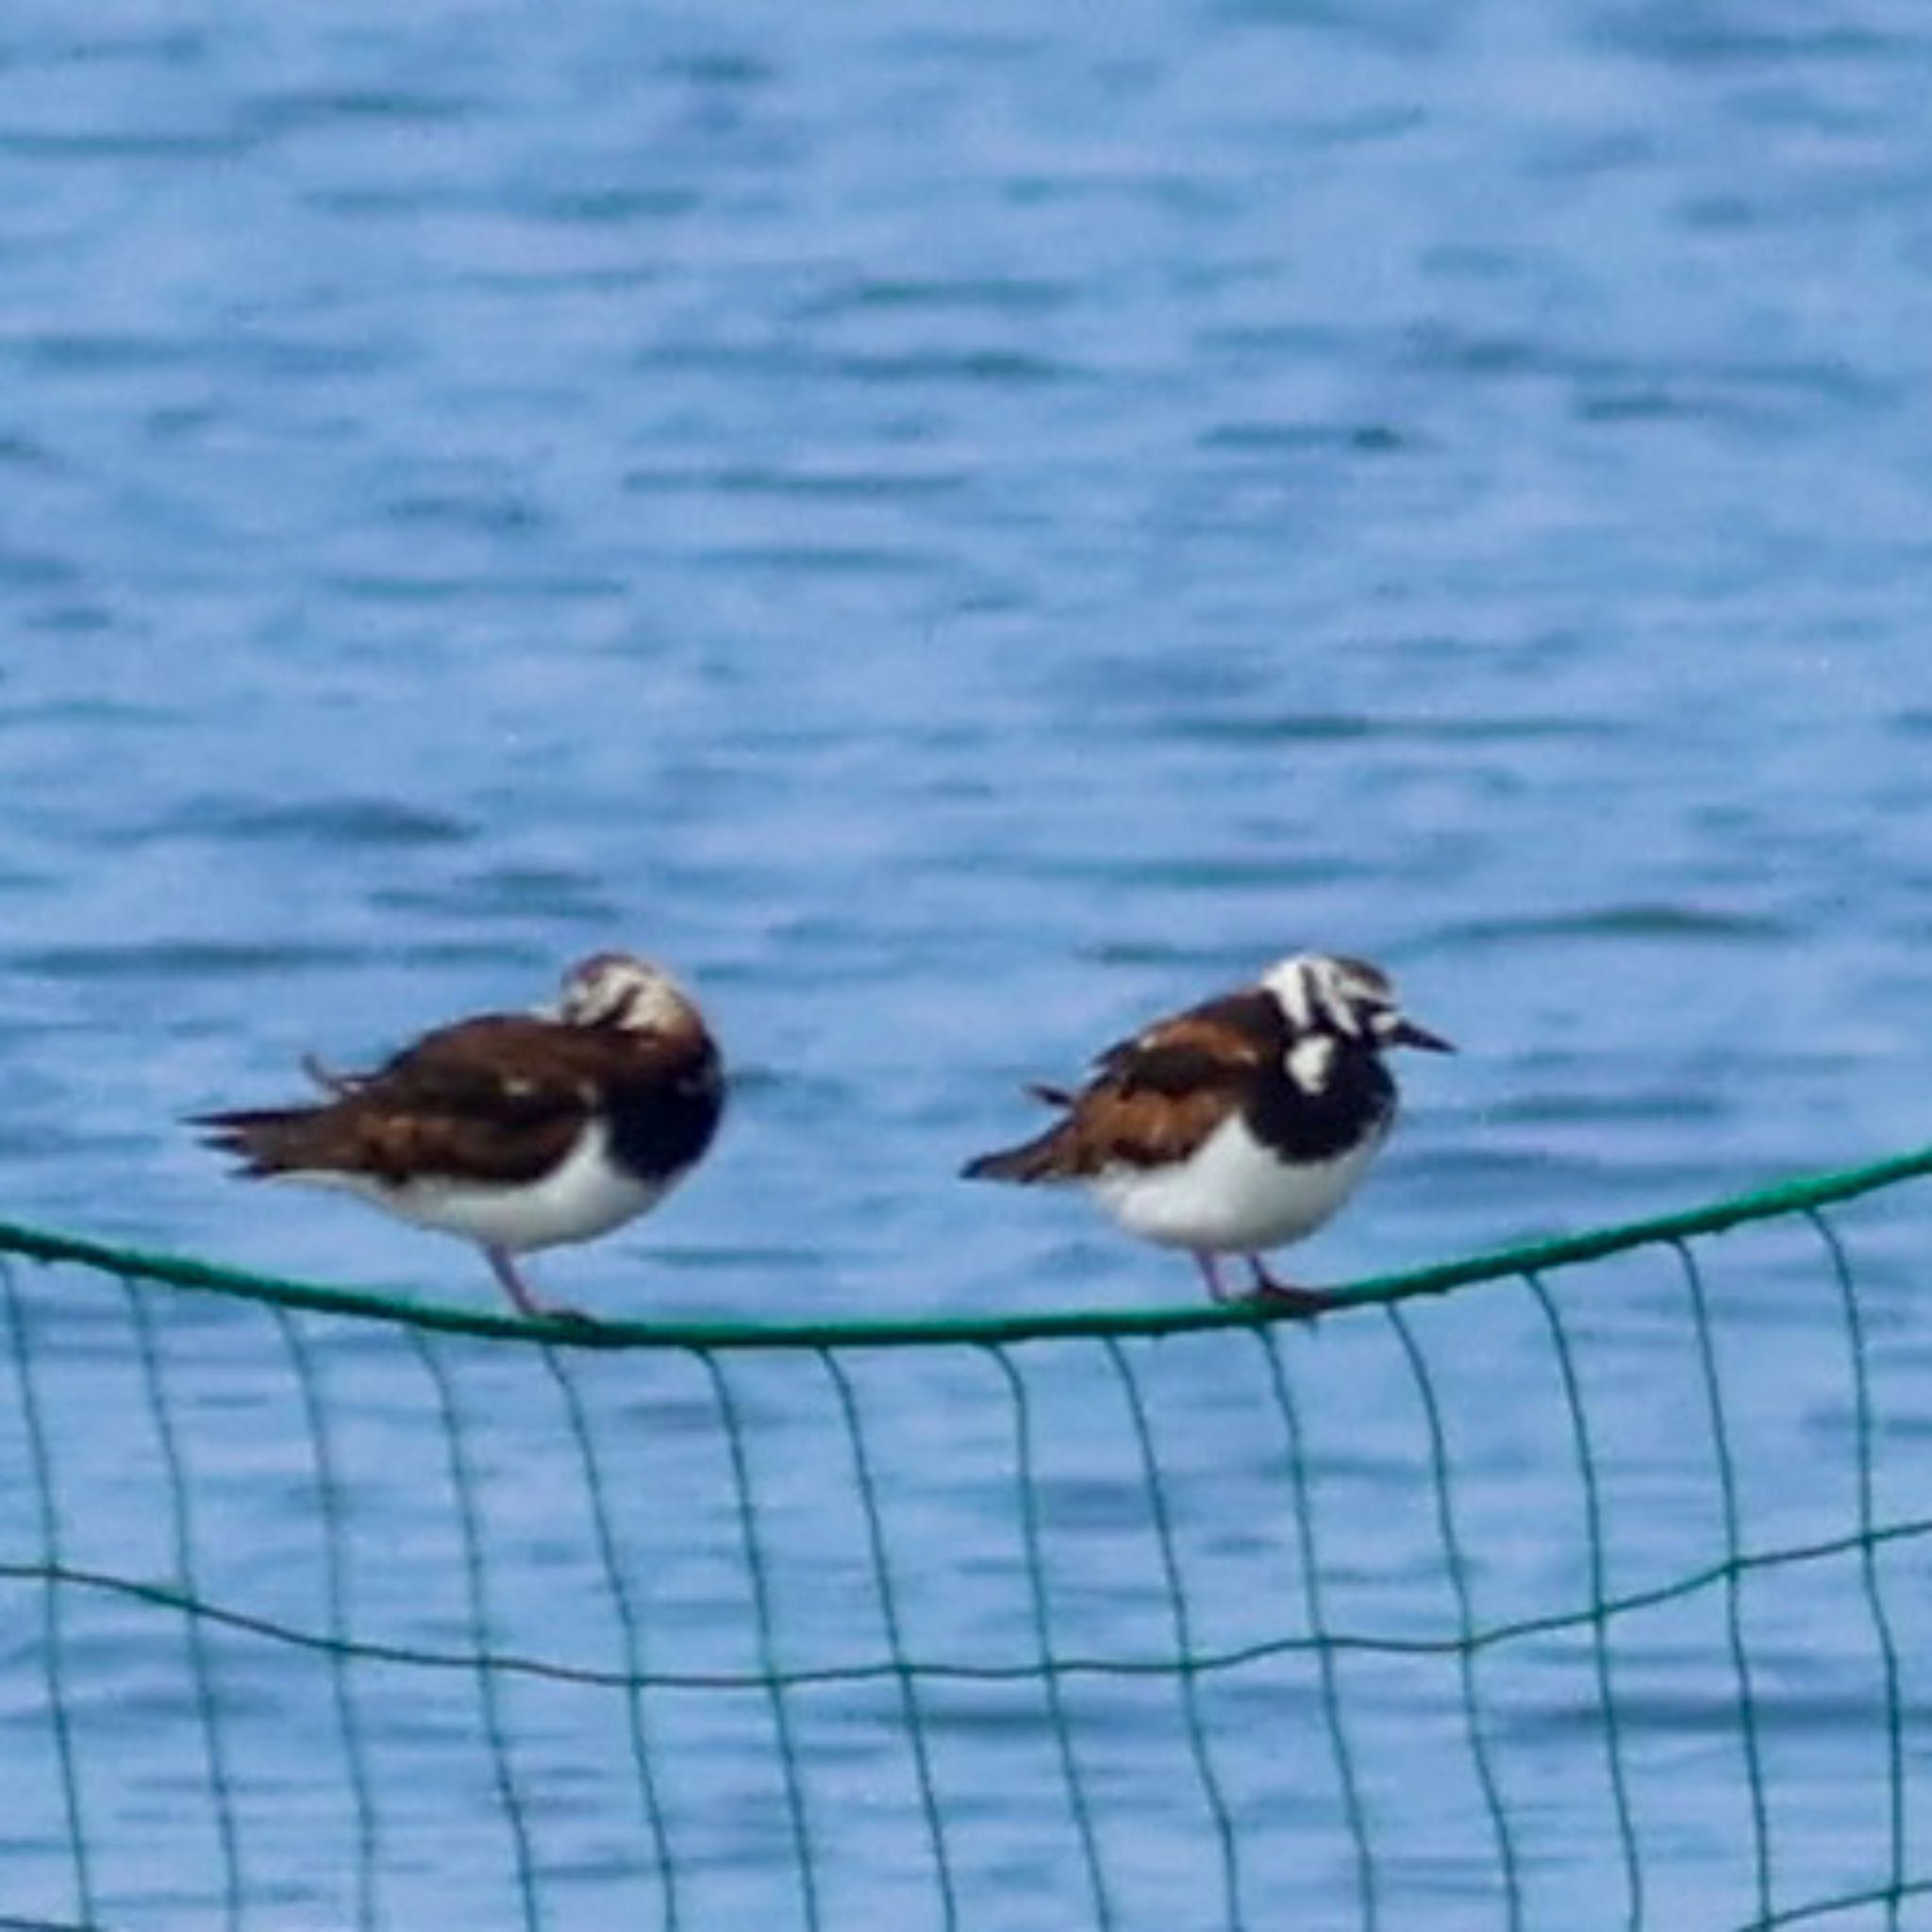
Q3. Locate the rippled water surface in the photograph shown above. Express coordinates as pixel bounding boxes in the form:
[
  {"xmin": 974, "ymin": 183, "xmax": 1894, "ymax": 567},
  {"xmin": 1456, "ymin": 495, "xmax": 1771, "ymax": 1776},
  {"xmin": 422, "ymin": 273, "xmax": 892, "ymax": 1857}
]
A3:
[{"xmin": 4, "ymin": 3, "xmax": 1932, "ymax": 1927}]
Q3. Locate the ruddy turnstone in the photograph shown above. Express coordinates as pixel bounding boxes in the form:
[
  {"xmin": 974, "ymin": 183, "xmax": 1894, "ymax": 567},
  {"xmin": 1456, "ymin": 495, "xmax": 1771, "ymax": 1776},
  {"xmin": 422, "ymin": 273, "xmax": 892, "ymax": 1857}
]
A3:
[
  {"xmin": 962, "ymin": 952, "xmax": 1451, "ymax": 1311},
  {"xmin": 194, "ymin": 952, "xmax": 724, "ymax": 1321}
]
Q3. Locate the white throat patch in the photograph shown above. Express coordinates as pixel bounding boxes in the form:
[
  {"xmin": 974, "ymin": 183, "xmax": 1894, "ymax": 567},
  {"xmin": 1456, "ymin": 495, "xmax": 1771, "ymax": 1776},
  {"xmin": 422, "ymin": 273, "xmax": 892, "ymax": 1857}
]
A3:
[{"xmin": 1287, "ymin": 1033, "xmax": 1337, "ymax": 1094}]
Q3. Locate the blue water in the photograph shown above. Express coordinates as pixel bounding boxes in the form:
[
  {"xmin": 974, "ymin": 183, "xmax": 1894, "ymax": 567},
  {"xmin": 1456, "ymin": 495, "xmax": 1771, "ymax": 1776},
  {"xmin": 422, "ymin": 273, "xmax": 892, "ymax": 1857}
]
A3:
[{"xmin": 4, "ymin": 2, "xmax": 1932, "ymax": 1926}]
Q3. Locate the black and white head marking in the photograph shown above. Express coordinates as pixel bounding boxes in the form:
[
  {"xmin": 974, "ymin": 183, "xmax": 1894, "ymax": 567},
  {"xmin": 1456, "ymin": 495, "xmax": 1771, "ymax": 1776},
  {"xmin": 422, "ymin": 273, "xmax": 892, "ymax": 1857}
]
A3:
[
  {"xmin": 557, "ymin": 953, "xmax": 689, "ymax": 1033},
  {"xmin": 1260, "ymin": 952, "xmax": 1453, "ymax": 1062},
  {"xmin": 1263, "ymin": 954, "xmax": 1393, "ymax": 1041}
]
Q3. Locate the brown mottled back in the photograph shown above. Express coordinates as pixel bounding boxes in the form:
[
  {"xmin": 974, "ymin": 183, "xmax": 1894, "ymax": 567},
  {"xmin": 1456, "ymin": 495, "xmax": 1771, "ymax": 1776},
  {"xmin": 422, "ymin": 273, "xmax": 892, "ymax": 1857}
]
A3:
[
  {"xmin": 964, "ymin": 991, "xmax": 1285, "ymax": 1182},
  {"xmin": 196, "ymin": 1010, "xmax": 712, "ymax": 1189}
]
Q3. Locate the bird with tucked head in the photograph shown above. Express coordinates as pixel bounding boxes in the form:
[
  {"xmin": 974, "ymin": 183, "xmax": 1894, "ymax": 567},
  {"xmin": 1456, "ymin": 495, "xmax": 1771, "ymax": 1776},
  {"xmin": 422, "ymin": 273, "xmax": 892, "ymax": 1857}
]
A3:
[{"xmin": 194, "ymin": 952, "xmax": 724, "ymax": 1323}]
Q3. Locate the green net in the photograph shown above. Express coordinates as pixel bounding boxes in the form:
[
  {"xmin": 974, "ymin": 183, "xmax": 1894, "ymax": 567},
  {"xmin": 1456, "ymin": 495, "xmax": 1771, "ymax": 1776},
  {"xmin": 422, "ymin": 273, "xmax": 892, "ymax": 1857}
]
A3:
[{"xmin": 4, "ymin": 1145, "xmax": 1932, "ymax": 1930}]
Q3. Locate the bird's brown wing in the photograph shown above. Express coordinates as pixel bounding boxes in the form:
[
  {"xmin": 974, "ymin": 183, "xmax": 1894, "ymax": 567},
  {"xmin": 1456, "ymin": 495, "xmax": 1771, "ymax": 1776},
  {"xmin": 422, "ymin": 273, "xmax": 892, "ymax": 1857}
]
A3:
[
  {"xmin": 198, "ymin": 1015, "xmax": 604, "ymax": 1187},
  {"xmin": 1040, "ymin": 1075, "xmax": 1245, "ymax": 1174},
  {"xmin": 974, "ymin": 989, "xmax": 1284, "ymax": 1180},
  {"xmin": 1091, "ymin": 989, "xmax": 1282, "ymax": 1089}
]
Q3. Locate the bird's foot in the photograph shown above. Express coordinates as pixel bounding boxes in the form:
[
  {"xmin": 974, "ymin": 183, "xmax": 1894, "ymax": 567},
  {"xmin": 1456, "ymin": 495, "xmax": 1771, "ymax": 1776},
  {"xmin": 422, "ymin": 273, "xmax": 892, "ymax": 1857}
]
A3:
[
  {"xmin": 534, "ymin": 1304, "xmax": 606, "ymax": 1332},
  {"xmin": 486, "ymin": 1248, "xmax": 601, "ymax": 1329},
  {"xmin": 508, "ymin": 1288, "xmax": 605, "ymax": 1331},
  {"xmin": 1242, "ymin": 1261, "xmax": 1334, "ymax": 1320}
]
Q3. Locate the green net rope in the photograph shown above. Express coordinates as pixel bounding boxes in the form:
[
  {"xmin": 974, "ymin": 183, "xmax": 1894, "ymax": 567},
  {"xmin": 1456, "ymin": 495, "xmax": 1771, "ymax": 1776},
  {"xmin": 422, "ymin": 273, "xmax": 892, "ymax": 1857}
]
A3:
[{"xmin": 3, "ymin": 1143, "xmax": 1931, "ymax": 1930}]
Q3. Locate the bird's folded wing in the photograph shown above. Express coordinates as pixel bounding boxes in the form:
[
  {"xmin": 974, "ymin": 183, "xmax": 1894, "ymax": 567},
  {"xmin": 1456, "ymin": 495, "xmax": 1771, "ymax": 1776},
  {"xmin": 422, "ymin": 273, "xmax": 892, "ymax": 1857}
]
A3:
[
  {"xmin": 1091, "ymin": 991, "xmax": 1279, "ymax": 1093},
  {"xmin": 305, "ymin": 1018, "xmax": 598, "ymax": 1185}
]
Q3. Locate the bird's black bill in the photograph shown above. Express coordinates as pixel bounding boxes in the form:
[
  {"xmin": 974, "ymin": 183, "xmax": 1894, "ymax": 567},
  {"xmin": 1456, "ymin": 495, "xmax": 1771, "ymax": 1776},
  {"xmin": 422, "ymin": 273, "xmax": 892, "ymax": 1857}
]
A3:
[{"xmin": 1391, "ymin": 1018, "xmax": 1455, "ymax": 1053}]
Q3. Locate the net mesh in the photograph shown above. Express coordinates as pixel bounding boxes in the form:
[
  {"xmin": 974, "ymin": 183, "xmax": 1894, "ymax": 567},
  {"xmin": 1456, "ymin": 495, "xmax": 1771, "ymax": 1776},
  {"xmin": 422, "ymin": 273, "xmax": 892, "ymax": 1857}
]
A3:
[{"xmin": 3, "ymin": 1146, "xmax": 1931, "ymax": 1931}]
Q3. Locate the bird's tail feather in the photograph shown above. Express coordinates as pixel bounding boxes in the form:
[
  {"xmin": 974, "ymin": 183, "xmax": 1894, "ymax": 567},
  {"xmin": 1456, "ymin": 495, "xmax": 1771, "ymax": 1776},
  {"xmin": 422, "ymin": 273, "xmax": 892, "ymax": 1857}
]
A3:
[
  {"xmin": 190, "ymin": 1106, "xmax": 328, "ymax": 1178},
  {"xmin": 961, "ymin": 1124, "xmax": 1071, "ymax": 1185}
]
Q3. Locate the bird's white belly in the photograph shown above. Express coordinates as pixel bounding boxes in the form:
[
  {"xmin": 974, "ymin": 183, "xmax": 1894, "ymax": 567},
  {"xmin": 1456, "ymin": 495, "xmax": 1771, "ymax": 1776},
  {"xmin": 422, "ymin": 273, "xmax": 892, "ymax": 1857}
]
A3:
[
  {"xmin": 287, "ymin": 1119, "xmax": 669, "ymax": 1254},
  {"xmin": 1089, "ymin": 1113, "xmax": 1385, "ymax": 1254}
]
